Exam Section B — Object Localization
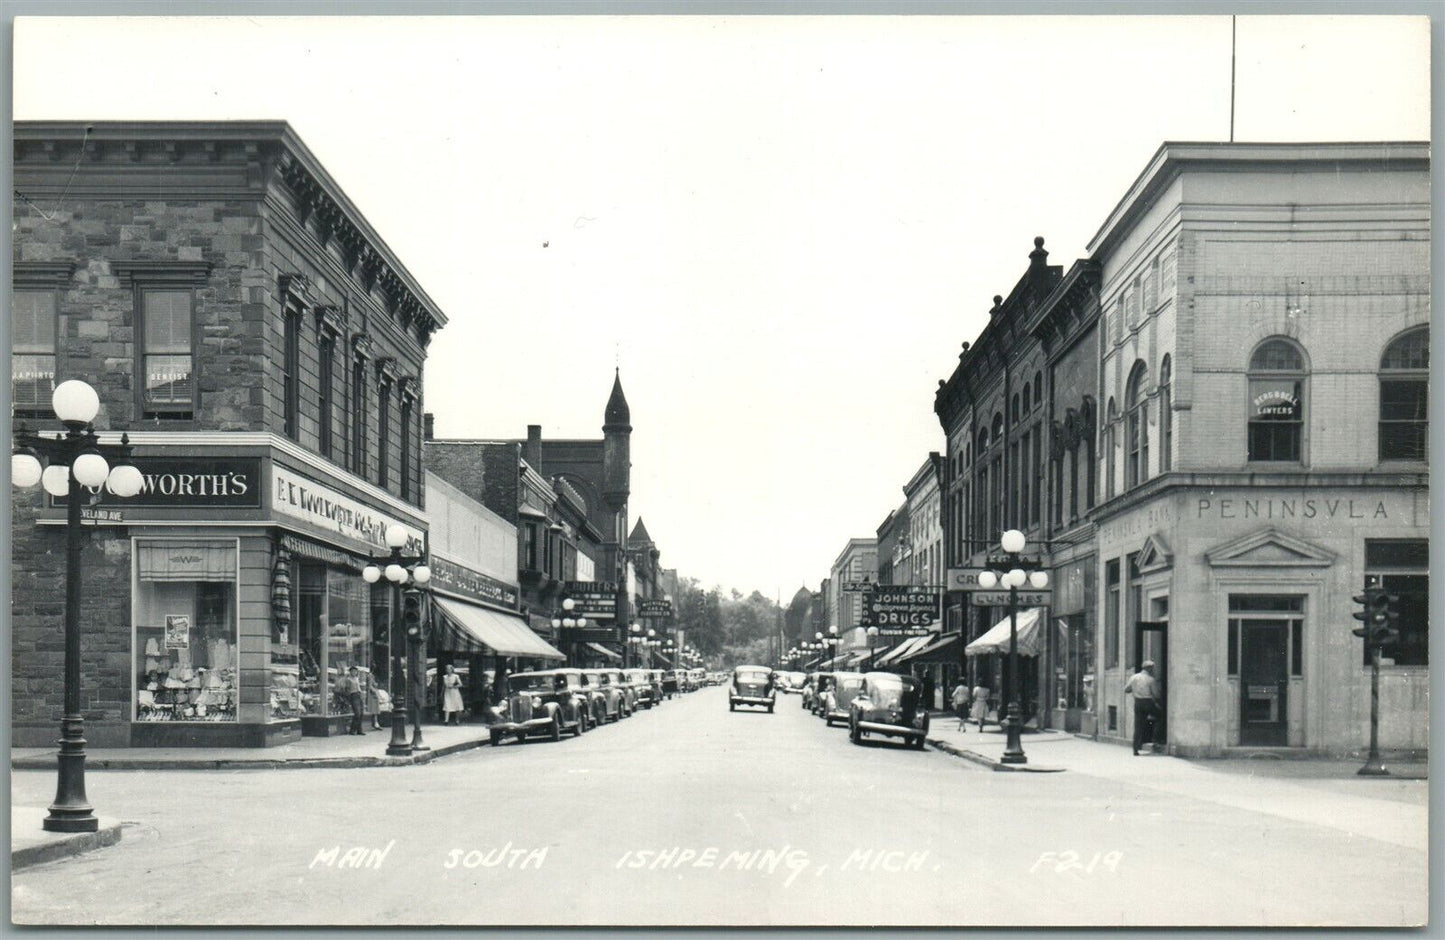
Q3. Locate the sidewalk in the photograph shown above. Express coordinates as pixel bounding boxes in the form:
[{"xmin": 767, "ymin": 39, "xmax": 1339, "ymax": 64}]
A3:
[
  {"xmin": 11, "ymin": 721, "xmax": 494, "ymax": 771},
  {"xmin": 924, "ymin": 715, "xmax": 1429, "ymax": 852},
  {"xmin": 12, "ymin": 807, "xmax": 124, "ymax": 871}
]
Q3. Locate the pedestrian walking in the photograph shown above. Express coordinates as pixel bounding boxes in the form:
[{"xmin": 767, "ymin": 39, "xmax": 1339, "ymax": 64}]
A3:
[
  {"xmin": 970, "ymin": 682, "xmax": 990, "ymax": 732},
  {"xmin": 1124, "ymin": 660, "xmax": 1163, "ymax": 755},
  {"xmin": 950, "ymin": 680, "xmax": 970, "ymax": 730},
  {"xmin": 364, "ymin": 669, "xmax": 383, "ymax": 730},
  {"xmin": 341, "ymin": 667, "xmax": 364, "ymax": 735},
  {"xmin": 442, "ymin": 664, "xmax": 464, "ymax": 725}
]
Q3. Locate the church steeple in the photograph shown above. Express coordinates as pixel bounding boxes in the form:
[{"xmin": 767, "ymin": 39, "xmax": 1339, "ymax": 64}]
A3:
[{"xmin": 603, "ymin": 369, "xmax": 631, "ymax": 513}]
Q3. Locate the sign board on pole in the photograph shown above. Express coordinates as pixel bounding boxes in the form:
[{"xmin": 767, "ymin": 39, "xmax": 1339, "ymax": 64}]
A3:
[
  {"xmin": 841, "ymin": 581, "xmax": 875, "ymax": 593},
  {"xmin": 861, "ymin": 586, "xmax": 940, "ymax": 628},
  {"xmin": 637, "ymin": 599, "xmax": 673, "ymax": 618},
  {"xmin": 562, "ymin": 581, "xmax": 618, "ymax": 620},
  {"xmin": 945, "ymin": 567, "xmax": 992, "ymax": 591},
  {"xmin": 970, "ymin": 590, "xmax": 1052, "ymax": 607}
]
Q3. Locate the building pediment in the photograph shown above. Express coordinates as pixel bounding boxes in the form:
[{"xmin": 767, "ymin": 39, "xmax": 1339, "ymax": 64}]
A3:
[
  {"xmin": 1204, "ymin": 527, "xmax": 1336, "ymax": 568},
  {"xmin": 1137, "ymin": 532, "xmax": 1174, "ymax": 573}
]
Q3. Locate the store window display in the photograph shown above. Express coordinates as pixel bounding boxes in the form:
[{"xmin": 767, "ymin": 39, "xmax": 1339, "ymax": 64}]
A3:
[
  {"xmin": 134, "ymin": 540, "xmax": 238, "ymax": 722},
  {"xmin": 282, "ymin": 561, "xmax": 373, "ymax": 720}
]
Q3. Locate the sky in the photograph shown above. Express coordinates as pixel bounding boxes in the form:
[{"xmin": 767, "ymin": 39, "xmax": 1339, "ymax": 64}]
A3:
[{"xmin": 12, "ymin": 13, "xmax": 1431, "ymax": 596}]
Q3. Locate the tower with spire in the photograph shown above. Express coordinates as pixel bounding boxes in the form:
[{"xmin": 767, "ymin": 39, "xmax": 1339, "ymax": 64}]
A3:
[{"xmin": 602, "ymin": 369, "xmax": 631, "ymax": 516}]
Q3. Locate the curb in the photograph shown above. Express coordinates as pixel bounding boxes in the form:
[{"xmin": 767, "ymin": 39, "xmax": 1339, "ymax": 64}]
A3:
[
  {"xmin": 12, "ymin": 819, "xmax": 124, "ymax": 871},
  {"xmin": 926, "ymin": 737, "xmax": 1066, "ymax": 773},
  {"xmin": 12, "ymin": 735, "xmax": 494, "ymax": 772}
]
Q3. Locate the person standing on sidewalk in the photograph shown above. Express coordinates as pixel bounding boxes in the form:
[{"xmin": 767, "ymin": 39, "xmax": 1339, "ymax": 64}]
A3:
[
  {"xmin": 341, "ymin": 667, "xmax": 365, "ymax": 736},
  {"xmin": 364, "ymin": 669, "xmax": 383, "ymax": 730},
  {"xmin": 970, "ymin": 682, "xmax": 990, "ymax": 732},
  {"xmin": 1124, "ymin": 660, "xmax": 1162, "ymax": 755},
  {"xmin": 950, "ymin": 680, "xmax": 970, "ymax": 730},
  {"xmin": 441, "ymin": 664, "xmax": 464, "ymax": 725}
]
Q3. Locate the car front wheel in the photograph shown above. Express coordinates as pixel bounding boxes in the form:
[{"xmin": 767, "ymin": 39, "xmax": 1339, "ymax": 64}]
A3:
[
  {"xmin": 490, "ymin": 729, "xmax": 503, "ymax": 747},
  {"xmin": 550, "ymin": 715, "xmax": 562, "ymax": 742}
]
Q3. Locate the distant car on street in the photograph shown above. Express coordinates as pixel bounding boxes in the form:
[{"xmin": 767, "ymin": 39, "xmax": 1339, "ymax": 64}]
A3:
[
  {"xmin": 821, "ymin": 671, "xmax": 866, "ymax": 727},
  {"xmin": 624, "ymin": 668, "xmax": 657, "ymax": 709},
  {"xmin": 582, "ymin": 669, "xmax": 631, "ymax": 721},
  {"xmin": 777, "ymin": 671, "xmax": 807, "ymax": 694},
  {"xmin": 809, "ymin": 673, "xmax": 837, "ymax": 716},
  {"xmin": 662, "ymin": 670, "xmax": 681, "ymax": 697},
  {"xmin": 729, "ymin": 665, "xmax": 776, "ymax": 713},
  {"xmin": 490, "ymin": 669, "xmax": 589, "ymax": 745},
  {"xmin": 849, "ymin": 671, "xmax": 929, "ymax": 748}
]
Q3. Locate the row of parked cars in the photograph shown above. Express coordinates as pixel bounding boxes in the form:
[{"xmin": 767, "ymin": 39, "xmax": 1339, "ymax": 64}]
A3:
[
  {"xmin": 489, "ymin": 667, "xmax": 705, "ymax": 746},
  {"xmin": 730, "ymin": 667, "xmax": 930, "ymax": 747}
]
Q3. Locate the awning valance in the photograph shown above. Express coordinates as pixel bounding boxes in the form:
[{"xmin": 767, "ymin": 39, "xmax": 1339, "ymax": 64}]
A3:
[
  {"xmin": 137, "ymin": 541, "xmax": 236, "ymax": 582},
  {"xmin": 964, "ymin": 607, "xmax": 1046, "ymax": 657},
  {"xmin": 584, "ymin": 642, "xmax": 621, "ymax": 662},
  {"xmin": 903, "ymin": 632, "xmax": 963, "ymax": 664},
  {"xmin": 432, "ymin": 596, "xmax": 564, "ymax": 660},
  {"xmin": 876, "ymin": 633, "xmax": 935, "ymax": 667}
]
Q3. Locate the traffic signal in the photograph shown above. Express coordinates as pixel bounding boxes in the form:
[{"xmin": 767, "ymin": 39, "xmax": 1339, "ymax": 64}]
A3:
[
  {"xmin": 402, "ymin": 587, "xmax": 426, "ymax": 638},
  {"xmin": 1351, "ymin": 587, "xmax": 1400, "ymax": 647},
  {"xmin": 1378, "ymin": 591, "xmax": 1402, "ymax": 648}
]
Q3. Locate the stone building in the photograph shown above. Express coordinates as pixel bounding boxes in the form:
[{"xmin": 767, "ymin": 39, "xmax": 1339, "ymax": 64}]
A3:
[
  {"xmin": 874, "ymin": 504, "xmax": 909, "ymax": 586},
  {"xmin": 1087, "ymin": 141, "xmax": 1430, "ymax": 756},
  {"xmin": 11, "ymin": 121, "xmax": 446, "ymax": 746}
]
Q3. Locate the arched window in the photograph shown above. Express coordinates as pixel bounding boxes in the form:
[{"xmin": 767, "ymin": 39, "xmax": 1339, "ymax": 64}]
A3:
[
  {"xmin": 1011, "ymin": 394, "xmax": 1020, "ymax": 423},
  {"xmin": 1379, "ymin": 328, "xmax": 1428, "ymax": 461},
  {"xmin": 1248, "ymin": 338, "xmax": 1306, "ymax": 462},
  {"xmin": 1105, "ymin": 397, "xmax": 1118, "ymax": 500},
  {"xmin": 1034, "ymin": 372, "xmax": 1043, "ymax": 407},
  {"xmin": 1021, "ymin": 383, "xmax": 1030, "ymax": 414},
  {"xmin": 977, "ymin": 427, "xmax": 988, "ymax": 453},
  {"xmin": 1158, "ymin": 355, "xmax": 1173, "ymax": 472},
  {"xmin": 1125, "ymin": 361, "xmax": 1149, "ymax": 489},
  {"xmin": 992, "ymin": 412, "xmax": 1004, "ymax": 441},
  {"xmin": 1083, "ymin": 396, "xmax": 1097, "ymax": 508}
]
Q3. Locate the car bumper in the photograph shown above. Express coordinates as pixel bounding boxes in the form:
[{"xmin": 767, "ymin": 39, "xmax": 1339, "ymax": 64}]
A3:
[
  {"xmin": 730, "ymin": 695, "xmax": 775, "ymax": 706},
  {"xmin": 826, "ymin": 709, "xmax": 849, "ymax": 722},
  {"xmin": 492, "ymin": 717, "xmax": 554, "ymax": 735},
  {"xmin": 857, "ymin": 719, "xmax": 927, "ymax": 738}
]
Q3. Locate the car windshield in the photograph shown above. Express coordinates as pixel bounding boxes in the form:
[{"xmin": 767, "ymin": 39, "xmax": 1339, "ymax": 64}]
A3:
[
  {"xmin": 735, "ymin": 669, "xmax": 770, "ymax": 683},
  {"xmin": 508, "ymin": 674, "xmax": 553, "ymax": 693},
  {"xmin": 867, "ymin": 678, "xmax": 914, "ymax": 708},
  {"xmin": 836, "ymin": 677, "xmax": 865, "ymax": 697}
]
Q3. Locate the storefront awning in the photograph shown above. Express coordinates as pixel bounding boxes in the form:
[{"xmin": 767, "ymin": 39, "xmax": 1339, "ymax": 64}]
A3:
[
  {"xmin": 876, "ymin": 633, "xmax": 936, "ymax": 667},
  {"xmin": 433, "ymin": 596, "xmax": 565, "ymax": 660},
  {"xmin": 903, "ymin": 631, "xmax": 963, "ymax": 664},
  {"xmin": 964, "ymin": 607, "xmax": 1045, "ymax": 657},
  {"xmin": 584, "ymin": 642, "xmax": 621, "ymax": 662}
]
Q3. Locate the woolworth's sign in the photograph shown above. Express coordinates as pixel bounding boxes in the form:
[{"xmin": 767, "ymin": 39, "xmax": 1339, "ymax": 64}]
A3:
[{"xmin": 52, "ymin": 457, "xmax": 261, "ymax": 508}]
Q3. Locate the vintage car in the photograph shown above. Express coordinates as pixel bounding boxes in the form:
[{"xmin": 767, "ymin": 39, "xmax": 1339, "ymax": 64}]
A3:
[
  {"xmin": 800, "ymin": 672, "xmax": 818, "ymax": 710},
  {"xmin": 729, "ymin": 665, "xmax": 776, "ymax": 713},
  {"xmin": 646, "ymin": 669, "xmax": 667, "ymax": 703},
  {"xmin": 848, "ymin": 671, "xmax": 929, "ymax": 748},
  {"xmin": 821, "ymin": 671, "xmax": 866, "ymax": 727},
  {"xmin": 582, "ymin": 668, "xmax": 630, "ymax": 722},
  {"xmin": 776, "ymin": 671, "xmax": 807, "ymax": 694},
  {"xmin": 662, "ymin": 670, "xmax": 681, "ymax": 697},
  {"xmin": 809, "ymin": 673, "xmax": 838, "ymax": 716},
  {"xmin": 624, "ymin": 669, "xmax": 656, "ymax": 709},
  {"xmin": 689, "ymin": 668, "xmax": 706, "ymax": 689},
  {"xmin": 489, "ymin": 669, "xmax": 589, "ymax": 745}
]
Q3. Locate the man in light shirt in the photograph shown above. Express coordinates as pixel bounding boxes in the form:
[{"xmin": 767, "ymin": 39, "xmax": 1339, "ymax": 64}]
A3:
[{"xmin": 1123, "ymin": 660, "xmax": 1163, "ymax": 755}]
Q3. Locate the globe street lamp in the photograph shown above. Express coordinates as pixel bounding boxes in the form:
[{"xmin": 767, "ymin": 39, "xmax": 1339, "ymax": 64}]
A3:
[
  {"xmin": 976, "ymin": 529, "xmax": 1049, "ymax": 765},
  {"xmin": 12, "ymin": 380, "xmax": 145, "ymax": 832},
  {"xmin": 550, "ymin": 597, "xmax": 589, "ymax": 667},
  {"xmin": 866, "ymin": 626, "xmax": 880, "ymax": 669},
  {"xmin": 363, "ymin": 524, "xmax": 430, "ymax": 757}
]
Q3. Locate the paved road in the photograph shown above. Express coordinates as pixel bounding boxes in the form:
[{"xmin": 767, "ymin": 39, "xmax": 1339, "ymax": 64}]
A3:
[{"xmin": 11, "ymin": 687, "xmax": 1426, "ymax": 927}]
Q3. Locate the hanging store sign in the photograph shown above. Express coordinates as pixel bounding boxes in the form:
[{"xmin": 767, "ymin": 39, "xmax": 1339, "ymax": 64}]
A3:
[
  {"xmin": 52, "ymin": 457, "xmax": 261, "ymax": 509},
  {"xmin": 945, "ymin": 568, "xmax": 991, "ymax": 590},
  {"xmin": 271, "ymin": 466, "xmax": 423, "ymax": 554},
  {"xmin": 562, "ymin": 581, "xmax": 618, "ymax": 620},
  {"xmin": 841, "ymin": 581, "xmax": 875, "ymax": 593},
  {"xmin": 861, "ymin": 586, "xmax": 940, "ymax": 628},
  {"xmin": 429, "ymin": 556, "xmax": 518, "ymax": 609},
  {"xmin": 637, "ymin": 599, "xmax": 673, "ymax": 618},
  {"xmin": 971, "ymin": 590, "xmax": 1052, "ymax": 607}
]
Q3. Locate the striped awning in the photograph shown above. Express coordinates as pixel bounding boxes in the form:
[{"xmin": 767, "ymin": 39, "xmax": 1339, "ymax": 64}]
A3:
[
  {"xmin": 902, "ymin": 631, "xmax": 963, "ymax": 664},
  {"xmin": 876, "ymin": 633, "xmax": 936, "ymax": 667},
  {"xmin": 432, "ymin": 596, "xmax": 564, "ymax": 660},
  {"xmin": 584, "ymin": 642, "xmax": 622, "ymax": 662},
  {"xmin": 965, "ymin": 607, "xmax": 1045, "ymax": 657}
]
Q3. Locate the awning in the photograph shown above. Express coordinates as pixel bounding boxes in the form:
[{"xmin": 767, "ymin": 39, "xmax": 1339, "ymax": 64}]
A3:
[
  {"xmin": 432, "ymin": 596, "xmax": 565, "ymax": 660},
  {"xmin": 876, "ymin": 633, "xmax": 935, "ymax": 667},
  {"xmin": 903, "ymin": 631, "xmax": 963, "ymax": 664},
  {"xmin": 584, "ymin": 642, "xmax": 621, "ymax": 662},
  {"xmin": 964, "ymin": 607, "xmax": 1046, "ymax": 657}
]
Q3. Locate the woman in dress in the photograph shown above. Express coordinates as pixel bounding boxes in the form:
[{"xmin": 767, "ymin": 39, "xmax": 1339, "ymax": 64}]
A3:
[
  {"xmin": 441, "ymin": 664, "xmax": 465, "ymax": 725},
  {"xmin": 970, "ymin": 682, "xmax": 990, "ymax": 732}
]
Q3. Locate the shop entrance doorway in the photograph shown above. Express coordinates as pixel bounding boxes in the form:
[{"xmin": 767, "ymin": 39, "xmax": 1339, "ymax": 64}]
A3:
[
  {"xmin": 1134, "ymin": 621, "xmax": 1168, "ymax": 747},
  {"xmin": 1238, "ymin": 621, "xmax": 1289, "ymax": 746}
]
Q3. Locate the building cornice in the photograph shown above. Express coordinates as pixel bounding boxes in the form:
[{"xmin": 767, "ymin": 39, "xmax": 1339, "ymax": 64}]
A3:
[{"xmin": 1091, "ymin": 469, "xmax": 1430, "ymax": 524}]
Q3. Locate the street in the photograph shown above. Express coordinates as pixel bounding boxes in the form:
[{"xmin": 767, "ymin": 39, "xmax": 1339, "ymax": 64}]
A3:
[{"xmin": 11, "ymin": 686, "xmax": 1427, "ymax": 927}]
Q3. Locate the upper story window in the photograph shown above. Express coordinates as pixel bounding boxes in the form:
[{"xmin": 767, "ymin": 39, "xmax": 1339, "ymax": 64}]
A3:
[
  {"xmin": 400, "ymin": 394, "xmax": 414, "ymax": 501},
  {"xmin": 350, "ymin": 354, "xmax": 367, "ymax": 476},
  {"xmin": 1011, "ymin": 393, "xmax": 1020, "ymax": 423},
  {"xmin": 282, "ymin": 307, "xmax": 301, "ymax": 440},
  {"xmin": 1247, "ymin": 338, "xmax": 1306, "ymax": 463},
  {"xmin": 139, "ymin": 289, "xmax": 196, "ymax": 419},
  {"xmin": 12, "ymin": 290, "xmax": 57, "ymax": 418},
  {"xmin": 318, "ymin": 332, "xmax": 336, "ymax": 460},
  {"xmin": 991, "ymin": 412, "xmax": 1003, "ymax": 441},
  {"xmin": 1125, "ymin": 361, "xmax": 1149, "ymax": 489},
  {"xmin": 1033, "ymin": 372, "xmax": 1042, "ymax": 407},
  {"xmin": 1105, "ymin": 397, "xmax": 1118, "ymax": 500},
  {"xmin": 1379, "ymin": 328, "xmax": 1428, "ymax": 462},
  {"xmin": 1158, "ymin": 355, "xmax": 1172, "ymax": 472},
  {"xmin": 376, "ymin": 375, "xmax": 392, "ymax": 488},
  {"xmin": 1021, "ymin": 383, "xmax": 1031, "ymax": 413}
]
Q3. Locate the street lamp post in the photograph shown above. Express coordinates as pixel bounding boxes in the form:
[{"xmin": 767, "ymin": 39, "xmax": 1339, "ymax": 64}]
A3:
[
  {"xmin": 362, "ymin": 525, "xmax": 431, "ymax": 758},
  {"xmin": 12, "ymin": 380, "xmax": 146, "ymax": 833},
  {"xmin": 866, "ymin": 626, "xmax": 879, "ymax": 670},
  {"xmin": 550, "ymin": 599, "xmax": 589, "ymax": 667},
  {"xmin": 976, "ymin": 529, "xmax": 1049, "ymax": 765}
]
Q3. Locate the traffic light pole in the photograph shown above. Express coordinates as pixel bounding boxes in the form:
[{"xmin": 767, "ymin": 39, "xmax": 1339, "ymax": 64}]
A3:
[{"xmin": 1358, "ymin": 646, "xmax": 1388, "ymax": 776}]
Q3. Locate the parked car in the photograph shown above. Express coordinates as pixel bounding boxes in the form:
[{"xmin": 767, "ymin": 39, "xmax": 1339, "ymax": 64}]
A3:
[
  {"xmin": 848, "ymin": 672, "xmax": 929, "ymax": 748},
  {"xmin": 729, "ymin": 665, "xmax": 776, "ymax": 713},
  {"xmin": 625, "ymin": 669, "xmax": 656, "ymax": 709},
  {"xmin": 810, "ymin": 673, "xmax": 837, "ymax": 716},
  {"xmin": 777, "ymin": 671, "xmax": 807, "ymax": 694},
  {"xmin": 822, "ymin": 671, "xmax": 866, "ymax": 727},
  {"xmin": 662, "ymin": 670, "xmax": 681, "ymax": 698},
  {"xmin": 688, "ymin": 668, "xmax": 706, "ymax": 690},
  {"xmin": 582, "ymin": 669, "xmax": 630, "ymax": 721},
  {"xmin": 647, "ymin": 669, "xmax": 667, "ymax": 703},
  {"xmin": 800, "ymin": 672, "xmax": 819, "ymax": 710},
  {"xmin": 489, "ymin": 669, "xmax": 589, "ymax": 745}
]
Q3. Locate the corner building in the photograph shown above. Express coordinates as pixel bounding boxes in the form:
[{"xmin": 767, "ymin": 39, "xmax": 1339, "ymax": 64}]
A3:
[
  {"xmin": 1088, "ymin": 142, "xmax": 1429, "ymax": 756},
  {"xmin": 11, "ymin": 122, "xmax": 446, "ymax": 746}
]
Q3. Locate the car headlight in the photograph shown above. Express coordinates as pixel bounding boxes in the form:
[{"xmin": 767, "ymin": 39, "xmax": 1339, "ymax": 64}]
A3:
[
  {"xmin": 531, "ymin": 696, "xmax": 543, "ymax": 709},
  {"xmin": 912, "ymin": 712, "xmax": 927, "ymax": 728}
]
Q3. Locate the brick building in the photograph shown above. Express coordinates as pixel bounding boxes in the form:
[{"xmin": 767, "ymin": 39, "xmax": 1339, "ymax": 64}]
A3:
[{"xmin": 11, "ymin": 121, "xmax": 447, "ymax": 746}]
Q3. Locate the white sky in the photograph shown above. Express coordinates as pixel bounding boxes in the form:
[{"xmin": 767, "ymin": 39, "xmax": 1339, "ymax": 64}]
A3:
[{"xmin": 13, "ymin": 14, "xmax": 1430, "ymax": 596}]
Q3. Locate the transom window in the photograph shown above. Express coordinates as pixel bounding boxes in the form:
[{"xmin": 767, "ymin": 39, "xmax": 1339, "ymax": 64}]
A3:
[
  {"xmin": 1378, "ymin": 328, "xmax": 1427, "ymax": 461},
  {"xmin": 1247, "ymin": 338, "xmax": 1306, "ymax": 463}
]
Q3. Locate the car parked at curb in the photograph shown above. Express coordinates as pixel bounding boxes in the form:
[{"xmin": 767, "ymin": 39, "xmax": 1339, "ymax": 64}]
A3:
[
  {"xmin": 582, "ymin": 669, "xmax": 630, "ymax": 722},
  {"xmin": 729, "ymin": 665, "xmax": 776, "ymax": 713},
  {"xmin": 848, "ymin": 672, "xmax": 929, "ymax": 748},
  {"xmin": 822, "ymin": 671, "xmax": 866, "ymax": 727},
  {"xmin": 625, "ymin": 669, "xmax": 657, "ymax": 709},
  {"xmin": 490, "ymin": 669, "xmax": 590, "ymax": 745}
]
